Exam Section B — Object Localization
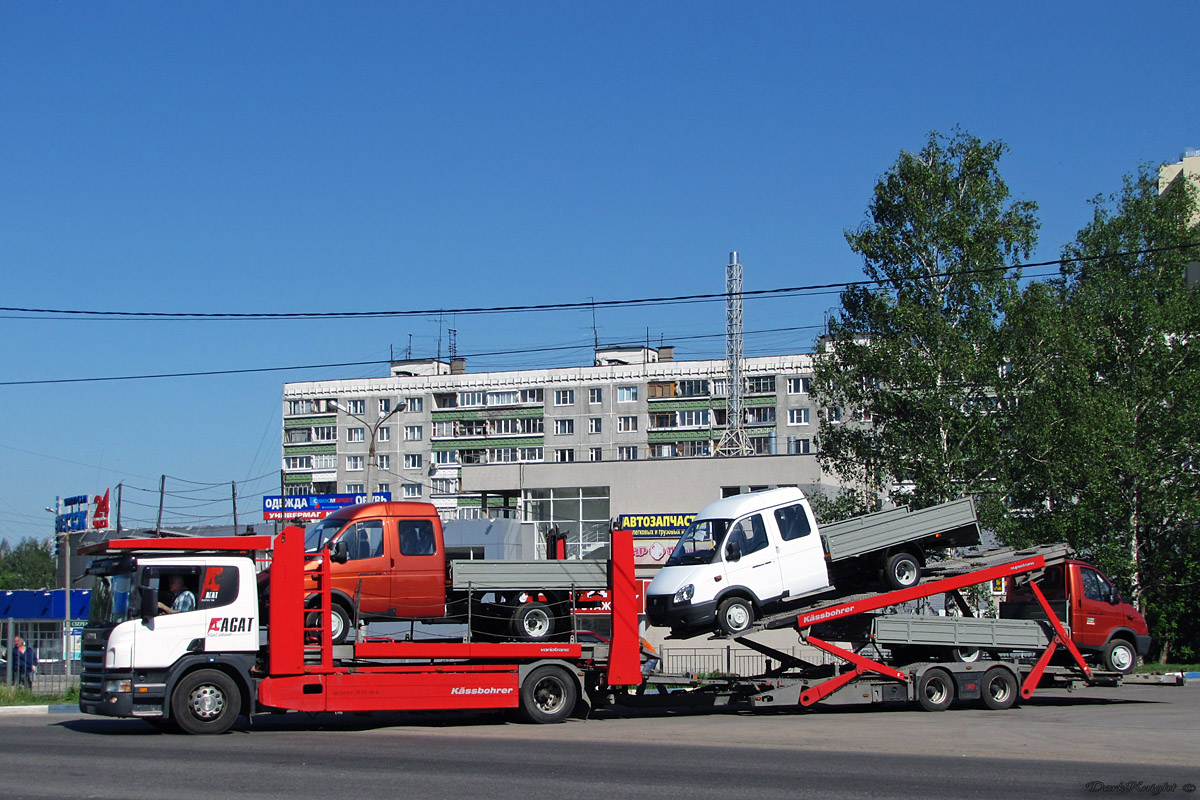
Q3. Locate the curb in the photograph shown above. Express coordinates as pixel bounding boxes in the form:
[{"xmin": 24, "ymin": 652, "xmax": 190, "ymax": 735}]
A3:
[{"xmin": 0, "ymin": 704, "xmax": 78, "ymax": 716}]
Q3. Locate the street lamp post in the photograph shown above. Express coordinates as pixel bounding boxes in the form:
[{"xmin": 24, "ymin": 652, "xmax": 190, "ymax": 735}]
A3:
[{"xmin": 335, "ymin": 400, "xmax": 407, "ymax": 500}]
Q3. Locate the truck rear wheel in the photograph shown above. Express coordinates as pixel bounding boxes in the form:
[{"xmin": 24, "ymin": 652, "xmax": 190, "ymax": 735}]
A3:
[
  {"xmin": 883, "ymin": 552, "xmax": 921, "ymax": 590},
  {"xmin": 511, "ymin": 600, "xmax": 556, "ymax": 641},
  {"xmin": 916, "ymin": 668, "xmax": 954, "ymax": 712},
  {"xmin": 171, "ymin": 669, "xmax": 241, "ymax": 735},
  {"xmin": 979, "ymin": 667, "xmax": 1017, "ymax": 711},
  {"xmin": 1103, "ymin": 639, "xmax": 1136, "ymax": 674},
  {"xmin": 518, "ymin": 665, "xmax": 577, "ymax": 724}
]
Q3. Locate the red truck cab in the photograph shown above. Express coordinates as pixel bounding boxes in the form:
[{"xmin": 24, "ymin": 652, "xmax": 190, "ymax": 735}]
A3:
[
  {"xmin": 302, "ymin": 502, "xmax": 448, "ymax": 642},
  {"xmin": 1005, "ymin": 559, "xmax": 1150, "ymax": 673}
]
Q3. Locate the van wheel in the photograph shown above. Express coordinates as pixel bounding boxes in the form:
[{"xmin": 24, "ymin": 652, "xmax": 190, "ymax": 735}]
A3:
[
  {"xmin": 518, "ymin": 665, "xmax": 577, "ymax": 723},
  {"xmin": 1103, "ymin": 639, "xmax": 1136, "ymax": 674},
  {"xmin": 883, "ymin": 552, "xmax": 921, "ymax": 590},
  {"xmin": 979, "ymin": 667, "xmax": 1017, "ymax": 711},
  {"xmin": 305, "ymin": 603, "xmax": 352, "ymax": 645},
  {"xmin": 171, "ymin": 669, "xmax": 241, "ymax": 735},
  {"xmin": 511, "ymin": 601, "xmax": 555, "ymax": 641},
  {"xmin": 716, "ymin": 597, "xmax": 755, "ymax": 636},
  {"xmin": 916, "ymin": 668, "xmax": 954, "ymax": 712}
]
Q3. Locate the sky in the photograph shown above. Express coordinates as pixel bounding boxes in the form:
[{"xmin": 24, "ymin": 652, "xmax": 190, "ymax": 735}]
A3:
[{"xmin": 1, "ymin": 2, "xmax": 1197, "ymax": 545}]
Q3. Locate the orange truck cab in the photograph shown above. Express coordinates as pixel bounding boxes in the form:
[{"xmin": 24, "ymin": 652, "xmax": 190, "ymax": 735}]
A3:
[{"xmin": 1004, "ymin": 559, "xmax": 1150, "ymax": 673}]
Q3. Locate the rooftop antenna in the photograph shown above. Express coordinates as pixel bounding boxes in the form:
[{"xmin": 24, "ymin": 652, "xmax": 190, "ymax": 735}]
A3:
[
  {"xmin": 449, "ymin": 328, "xmax": 457, "ymax": 360},
  {"xmin": 715, "ymin": 251, "xmax": 753, "ymax": 457},
  {"xmin": 406, "ymin": 333, "xmax": 412, "ymax": 360}
]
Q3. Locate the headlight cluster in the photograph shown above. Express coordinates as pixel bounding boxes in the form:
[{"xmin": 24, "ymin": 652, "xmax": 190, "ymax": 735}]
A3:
[
  {"xmin": 105, "ymin": 679, "xmax": 132, "ymax": 694},
  {"xmin": 673, "ymin": 584, "xmax": 694, "ymax": 604}
]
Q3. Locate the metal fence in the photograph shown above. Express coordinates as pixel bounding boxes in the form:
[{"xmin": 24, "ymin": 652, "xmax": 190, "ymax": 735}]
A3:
[{"xmin": 3, "ymin": 619, "xmax": 80, "ymax": 695}]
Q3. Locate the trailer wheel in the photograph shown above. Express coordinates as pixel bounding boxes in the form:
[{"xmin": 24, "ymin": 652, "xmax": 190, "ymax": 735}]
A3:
[
  {"xmin": 511, "ymin": 600, "xmax": 556, "ymax": 641},
  {"xmin": 171, "ymin": 669, "xmax": 241, "ymax": 735},
  {"xmin": 518, "ymin": 665, "xmax": 577, "ymax": 724},
  {"xmin": 1102, "ymin": 639, "xmax": 1136, "ymax": 674},
  {"xmin": 916, "ymin": 668, "xmax": 954, "ymax": 712},
  {"xmin": 716, "ymin": 597, "xmax": 755, "ymax": 636},
  {"xmin": 883, "ymin": 552, "xmax": 921, "ymax": 590},
  {"xmin": 979, "ymin": 667, "xmax": 1017, "ymax": 711}
]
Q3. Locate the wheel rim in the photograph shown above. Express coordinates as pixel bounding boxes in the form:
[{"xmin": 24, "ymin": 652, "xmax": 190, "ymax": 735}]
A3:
[
  {"xmin": 956, "ymin": 648, "xmax": 981, "ymax": 663},
  {"xmin": 522, "ymin": 609, "xmax": 550, "ymax": 638},
  {"xmin": 330, "ymin": 610, "xmax": 345, "ymax": 641},
  {"xmin": 894, "ymin": 560, "xmax": 918, "ymax": 586},
  {"xmin": 987, "ymin": 676, "xmax": 1012, "ymax": 704},
  {"xmin": 924, "ymin": 677, "xmax": 949, "ymax": 705},
  {"xmin": 533, "ymin": 677, "xmax": 566, "ymax": 714},
  {"xmin": 189, "ymin": 684, "xmax": 227, "ymax": 721},
  {"xmin": 725, "ymin": 603, "xmax": 750, "ymax": 632},
  {"xmin": 1110, "ymin": 643, "xmax": 1133, "ymax": 672}
]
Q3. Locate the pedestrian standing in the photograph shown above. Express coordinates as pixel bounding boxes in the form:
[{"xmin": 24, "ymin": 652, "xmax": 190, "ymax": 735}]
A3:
[{"xmin": 12, "ymin": 635, "xmax": 37, "ymax": 690}]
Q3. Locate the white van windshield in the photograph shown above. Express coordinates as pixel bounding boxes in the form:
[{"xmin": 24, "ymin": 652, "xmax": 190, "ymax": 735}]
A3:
[{"xmin": 666, "ymin": 519, "xmax": 731, "ymax": 566}]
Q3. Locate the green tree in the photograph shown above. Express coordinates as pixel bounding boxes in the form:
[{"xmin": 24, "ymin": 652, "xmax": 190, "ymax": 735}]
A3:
[
  {"xmin": 0, "ymin": 537, "xmax": 56, "ymax": 590},
  {"xmin": 997, "ymin": 167, "xmax": 1200, "ymax": 661},
  {"xmin": 813, "ymin": 129, "xmax": 1039, "ymax": 509}
]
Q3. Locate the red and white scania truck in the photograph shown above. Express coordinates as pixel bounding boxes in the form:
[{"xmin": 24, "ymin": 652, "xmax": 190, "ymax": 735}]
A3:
[{"xmin": 76, "ymin": 492, "xmax": 1153, "ymax": 734}]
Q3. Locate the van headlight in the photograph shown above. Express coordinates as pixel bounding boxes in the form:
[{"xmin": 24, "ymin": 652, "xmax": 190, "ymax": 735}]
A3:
[{"xmin": 673, "ymin": 584, "xmax": 694, "ymax": 604}]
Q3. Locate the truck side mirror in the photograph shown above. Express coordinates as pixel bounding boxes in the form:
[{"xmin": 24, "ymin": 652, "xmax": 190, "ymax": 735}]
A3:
[
  {"xmin": 725, "ymin": 540, "xmax": 741, "ymax": 563},
  {"xmin": 330, "ymin": 539, "xmax": 349, "ymax": 564},
  {"xmin": 140, "ymin": 586, "xmax": 158, "ymax": 622}
]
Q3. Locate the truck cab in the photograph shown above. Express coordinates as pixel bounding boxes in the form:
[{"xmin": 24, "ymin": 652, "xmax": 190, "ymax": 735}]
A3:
[
  {"xmin": 645, "ymin": 488, "xmax": 829, "ymax": 635},
  {"xmin": 1003, "ymin": 560, "xmax": 1150, "ymax": 673}
]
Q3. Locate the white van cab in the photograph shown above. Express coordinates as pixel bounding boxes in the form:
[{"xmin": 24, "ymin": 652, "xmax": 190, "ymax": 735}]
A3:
[{"xmin": 645, "ymin": 488, "xmax": 830, "ymax": 635}]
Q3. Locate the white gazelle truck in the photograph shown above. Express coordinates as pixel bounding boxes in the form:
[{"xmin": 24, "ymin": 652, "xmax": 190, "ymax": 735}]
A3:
[{"xmin": 644, "ymin": 488, "xmax": 982, "ymax": 635}]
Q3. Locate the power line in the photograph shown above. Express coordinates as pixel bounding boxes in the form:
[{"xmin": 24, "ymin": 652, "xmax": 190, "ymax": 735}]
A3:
[{"xmin": 4, "ymin": 244, "xmax": 1192, "ymax": 322}]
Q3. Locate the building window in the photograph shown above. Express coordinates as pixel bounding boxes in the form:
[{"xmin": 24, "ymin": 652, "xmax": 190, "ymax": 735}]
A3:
[
  {"xmin": 651, "ymin": 444, "xmax": 676, "ymax": 459},
  {"xmin": 752, "ymin": 437, "xmax": 775, "ymax": 455},
  {"xmin": 379, "ymin": 398, "xmax": 391, "ymax": 414},
  {"xmin": 346, "ymin": 483, "xmax": 364, "ymax": 494},
  {"xmin": 346, "ymin": 399, "xmax": 366, "ymax": 415},
  {"xmin": 648, "ymin": 382, "xmax": 674, "ymax": 399},
  {"xmin": 431, "ymin": 477, "xmax": 457, "ymax": 494},
  {"xmin": 788, "ymin": 408, "xmax": 811, "ymax": 426},
  {"xmin": 314, "ymin": 426, "xmax": 337, "ymax": 442},
  {"xmin": 405, "ymin": 426, "xmax": 423, "ymax": 441},
  {"xmin": 433, "ymin": 421, "xmax": 452, "ymax": 437},
  {"xmin": 787, "ymin": 377, "xmax": 811, "ymax": 395},
  {"xmin": 680, "ymin": 440, "xmax": 711, "ymax": 457},
  {"xmin": 589, "ymin": 447, "xmax": 603, "ymax": 462},
  {"xmin": 376, "ymin": 454, "xmax": 390, "ymax": 470},
  {"xmin": 678, "ymin": 379, "xmax": 709, "ymax": 397},
  {"xmin": 347, "ymin": 427, "xmax": 365, "ymax": 443},
  {"xmin": 376, "ymin": 483, "xmax": 389, "ymax": 494},
  {"xmin": 828, "ymin": 406, "xmax": 843, "ymax": 424},
  {"xmin": 405, "ymin": 396, "xmax": 423, "ymax": 412},
  {"xmin": 404, "ymin": 453, "xmax": 423, "ymax": 470},
  {"xmin": 459, "ymin": 391, "xmax": 485, "ymax": 407},
  {"xmin": 589, "ymin": 418, "xmax": 602, "ymax": 434},
  {"xmin": 433, "ymin": 450, "xmax": 458, "ymax": 465},
  {"xmin": 521, "ymin": 388, "xmax": 544, "ymax": 403},
  {"xmin": 589, "ymin": 388, "xmax": 603, "ymax": 404},
  {"xmin": 747, "ymin": 407, "xmax": 776, "ymax": 425},
  {"xmin": 520, "ymin": 447, "xmax": 543, "ymax": 461},
  {"xmin": 679, "ymin": 410, "xmax": 709, "ymax": 427},
  {"xmin": 284, "ymin": 456, "xmax": 312, "ymax": 470},
  {"xmin": 555, "ymin": 449, "xmax": 575, "ymax": 463},
  {"xmin": 459, "ymin": 449, "xmax": 484, "ymax": 465},
  {"xmin": 618, "ymin": 446, "xmax": 638, "ymax": 461},
  {"xmin": 617, "ymin": 386, "xmax": 638, "ymax": 403},
  {"xmin": 403, "ymin": 484, "xmax": 421, "ymax": 499},
  {"xmin": 434, "ymin": 393, "xmax": 457, "ymax": 409},
  {"xmin": 554, "ymin": 419, "xmax": 574, "ymax": 435},
  {"xmin": 747, "ymin": 376, "xmax": 776, "ymax": 394},
  {"xmin": 618, "ymin": 416, "xmax": 638, "ymax": 432},
  {"xmin": 523, "ymin": 486, "xmax": 611, "ymax": 559},
  {"xmin": 347, "ymin": 455, "xmax": 364, "ymax": 472},
  {"xmin": 377, "ymin": 426, "xmax": 391, "ymax": 442},
  {"xmin": 554, "ymin": 389, "xmax": 575, "ymax": 406},
  {"xmin": 787, "ymin": 437, "xmax": 811, "ymax": 455},
  {"xmin": 313, "ymin": 454, "xmax": 336, "ymax": 470}
]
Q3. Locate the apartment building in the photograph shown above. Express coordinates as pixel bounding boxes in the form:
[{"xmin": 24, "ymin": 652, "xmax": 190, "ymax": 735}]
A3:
[{"xmin": 281, "ymin": 345, "xmax": 835, "ymax": 561}]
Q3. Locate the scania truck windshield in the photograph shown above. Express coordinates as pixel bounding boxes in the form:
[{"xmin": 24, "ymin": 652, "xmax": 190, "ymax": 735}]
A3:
[{"xmin": 86, "ymin": 560, "xmax": 140, "ymax": 625}]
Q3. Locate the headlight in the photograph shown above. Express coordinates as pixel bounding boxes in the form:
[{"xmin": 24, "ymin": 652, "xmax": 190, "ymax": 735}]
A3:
[
  {"xmin": 105, "ymin": 679, "xmax": 132, "ymax": 694},
  {"xmin": 673, "ymin": 584, "xmax": 694, "ymax": 604}
]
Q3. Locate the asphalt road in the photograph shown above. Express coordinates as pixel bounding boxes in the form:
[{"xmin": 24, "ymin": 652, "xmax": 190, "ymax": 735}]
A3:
[{"xmin": 0, "ymin": 685, "xmax": 1195, "ymax": 800}]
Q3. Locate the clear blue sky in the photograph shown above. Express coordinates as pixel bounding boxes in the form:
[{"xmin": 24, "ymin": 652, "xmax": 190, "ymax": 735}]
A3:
[{"xmin": 1, "ymin": 2, "xmax": 1196, "ymax": 544}]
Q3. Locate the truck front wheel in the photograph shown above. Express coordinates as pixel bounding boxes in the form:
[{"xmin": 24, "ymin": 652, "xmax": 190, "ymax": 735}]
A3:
[
  {"xmin": 717, "ymin": 597, "xmax": 755, "ymax": 636},
  {"xmin": 518, "ymin": 665, "xmax": 577, "ymax": 724},
  {"xmin": 1103, "ymin": 639, "xmax": 1136, "ymax": 674},
  {"xmin": 171, "ymin": 669, "xmax": 241, "ymax": 735},
  {"xmin": 883, "ymin": 552, "xmax": 921, "ymax": 591}
]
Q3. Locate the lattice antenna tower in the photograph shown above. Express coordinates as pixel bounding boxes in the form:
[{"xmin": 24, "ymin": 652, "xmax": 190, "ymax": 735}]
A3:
[{"xmin": 715, "ymin": 251, "xmax": 753, "ymax": 456}]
